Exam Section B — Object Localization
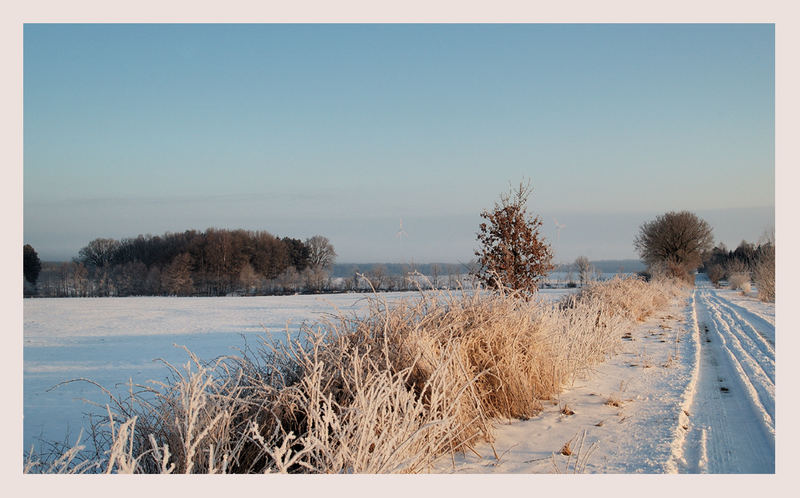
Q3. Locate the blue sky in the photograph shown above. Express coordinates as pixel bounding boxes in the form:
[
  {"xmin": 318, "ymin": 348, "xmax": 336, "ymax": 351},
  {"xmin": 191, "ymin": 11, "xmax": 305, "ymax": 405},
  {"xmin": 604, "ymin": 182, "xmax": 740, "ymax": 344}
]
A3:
[{"xmin": 24, "ymin": 24, "xmax": 774, "ymax": 263}]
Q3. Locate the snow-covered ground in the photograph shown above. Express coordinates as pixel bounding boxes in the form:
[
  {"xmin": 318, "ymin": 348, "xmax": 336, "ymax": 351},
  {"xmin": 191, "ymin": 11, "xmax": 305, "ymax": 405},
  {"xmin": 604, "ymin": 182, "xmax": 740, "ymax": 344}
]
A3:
[
  {"xmin": 22, "ymin": 288, "xmax": 574, "ymax": 456},
  {"xmin": 432, "ymin": 274, "xmax": 775, "ymax": 473},
  {"xmin": 674, "ymin": 276, "xmax": 774, "ymax": 473},
  {"xmin": 23, "ymin": 280, "xmax": 774, "ymax": 473}
]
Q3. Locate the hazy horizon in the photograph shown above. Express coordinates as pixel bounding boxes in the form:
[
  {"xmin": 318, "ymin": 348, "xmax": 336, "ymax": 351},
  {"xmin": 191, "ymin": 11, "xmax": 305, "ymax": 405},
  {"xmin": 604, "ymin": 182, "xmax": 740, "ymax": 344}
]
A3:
[
  {"xmin": 24, "ymin": 24, "xmax": 774, "ymax": 264},
  {"xmin": 27, "ymin": 205, "xmax": 774, "ymax": 265}
]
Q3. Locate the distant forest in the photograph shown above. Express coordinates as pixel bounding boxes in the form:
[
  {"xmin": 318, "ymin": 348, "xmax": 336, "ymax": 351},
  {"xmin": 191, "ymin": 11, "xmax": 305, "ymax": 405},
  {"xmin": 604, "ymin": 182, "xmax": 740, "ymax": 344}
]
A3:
[
  {"xmin": 29, "ymin": 229, "xmax": 341, "ymax": 297},
  {"xmin": 27, "ymin": 229, "xmax": 480, "ymax": 298}
]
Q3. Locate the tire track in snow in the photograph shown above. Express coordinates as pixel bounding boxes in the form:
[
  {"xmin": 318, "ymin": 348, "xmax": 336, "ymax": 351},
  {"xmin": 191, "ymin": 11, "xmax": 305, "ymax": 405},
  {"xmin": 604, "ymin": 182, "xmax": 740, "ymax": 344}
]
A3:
[
  {"xmin": 701, "ymin": 292, "xmax": 775, "ymax": 428},
  {"xmin": 721, "ymin": 294, "xmax": 775, "ymax": 329},
  {"xmin": 673, "ymin": 276, "xmax": 774, "ymax": 473},
  {"xmin": 704, "ymin": 291, "xmax": 774, "ymax": 358}
]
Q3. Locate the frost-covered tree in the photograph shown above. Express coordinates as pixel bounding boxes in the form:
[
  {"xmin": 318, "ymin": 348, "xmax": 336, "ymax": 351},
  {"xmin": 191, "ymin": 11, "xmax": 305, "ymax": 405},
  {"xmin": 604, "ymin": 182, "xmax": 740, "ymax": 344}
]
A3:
[
  {"xmin": 277, "ymin": 265, "xmax": 301, "ymax": 293},
  {"xmin": 430, "ymin": 263, "xmax": 441, "ymax": 289},
  {"xmin": 303, "ymin": 265, "xmax": 329, "ymax": 292},
  {"xmin": 302, "ymin": 235, "xmax": 336, "ymax": 292},
  {"xmin": 473, "ymin": 180, "xmax": 554, "ymax": 297},
  {"xmin": 368, "ymin": 264, "xmax": 389, "ymax": 291},
  {"xmin": 575, "ymin": 256, "xmax": 593, "ymax": 287},
  {"xmin": 306, "ymin": 235, "xmax": 337, "ymax": 270}
]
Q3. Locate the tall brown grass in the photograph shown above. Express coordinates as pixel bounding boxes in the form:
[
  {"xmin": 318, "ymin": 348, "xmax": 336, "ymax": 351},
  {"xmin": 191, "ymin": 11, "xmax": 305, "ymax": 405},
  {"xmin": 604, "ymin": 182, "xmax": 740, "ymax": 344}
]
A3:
[
  {"xmin": 753, "ymin": 244, "xmax": 775, "ymax": 302},
  {"xmin": 25, "ymin": 276, "xmax": 685, "ymax": 474},
  {"xmin": 728, "ymin": 273, "xmax": 752, "ymax": 293}
]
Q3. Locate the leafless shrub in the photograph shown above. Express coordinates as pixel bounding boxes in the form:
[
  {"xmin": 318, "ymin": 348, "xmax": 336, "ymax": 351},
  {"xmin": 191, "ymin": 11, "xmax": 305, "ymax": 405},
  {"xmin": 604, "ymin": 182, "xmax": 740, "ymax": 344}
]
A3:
[
  {"xmin": 753, "ymin": 243, "xmax": 775, "ymax": 302},
  {"xmin": 706, "ymin": 264, "xmax": 725, "ymax": 286},
  {"xmin": 725, "ymin": 259, "xmax": 750, "ymax": 279},
  {"xmin": 728, "ymin": 273, "xmax": 751, "ymax": 293}
]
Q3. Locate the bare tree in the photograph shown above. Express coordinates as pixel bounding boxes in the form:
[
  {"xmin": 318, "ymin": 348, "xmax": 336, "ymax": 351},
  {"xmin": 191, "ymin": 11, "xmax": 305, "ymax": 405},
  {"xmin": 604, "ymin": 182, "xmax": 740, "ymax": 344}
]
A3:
[
  {"xmin": 706, "ymin": 263, "xmax": 725, "ymax": 286},
  {"xmin": 473, "ymin": 180, "xmax": 554, "ymax": 297},
  {"xmin": 430, "ymin": 263, "xmax": 441, "ymax": 289},
  {"xmin": 143, "ymin": 266, "xmax": 162, "ymax": 295},
  {"xmin": 447, "ymin": 270, "xmax": 459, "ymax": 290},
  {"xmin": 303, "ymin": 265, "xmax": 329, "ymax": 292},
  {"xmin": 634, "ymin": 211, "xmax": 713, "ymax": 284},
  {"xmin": 368, "ymin": 264, "xmax": 388, "ymax": 291},
  {"xmin": 162, "ymin": 253, "xmax": 194, "ymax": 296},
  {"xmin": 205, "ymin": 229, "xmax": 234, "ymax": 294},
  {"xmin": 306, "ymin": 235, "xmax": 337, "ymax": 270},
  {"xmin": 78, "ymin": 238, "xmax": 120, "ymax": 268},
  {"xmin": 277, "ymin": 266, "xmax": 301, "ymax": 293},
  {"xmin": 574, "ymin": 256, "xmax": 593, "ymax": 287},
  {"xmin": 57, "ymin": 262, "xmax": 73, "ymax": 296},
  {"xmin": 238, "ymin": 263, "xmax": 259, "ymax": 295},
  {"xmin": 72, "ymin": 262, "xmax": 89, "ymax": 297}
]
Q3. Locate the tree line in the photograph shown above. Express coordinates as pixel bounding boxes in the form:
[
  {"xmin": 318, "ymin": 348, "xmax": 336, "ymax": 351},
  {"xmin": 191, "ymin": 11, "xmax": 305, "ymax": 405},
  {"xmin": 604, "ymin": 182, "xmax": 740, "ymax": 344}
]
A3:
[
  {"xmin": 701, "ymin": 239, "xmax": 773, "ymax": 281},
  {"xmin": 24, "ymin": 229, "xmax": 339, "ymax": 297},
  {"xmin": 701, "ymin": 238, "xmax": 775, "ymax": 301}
]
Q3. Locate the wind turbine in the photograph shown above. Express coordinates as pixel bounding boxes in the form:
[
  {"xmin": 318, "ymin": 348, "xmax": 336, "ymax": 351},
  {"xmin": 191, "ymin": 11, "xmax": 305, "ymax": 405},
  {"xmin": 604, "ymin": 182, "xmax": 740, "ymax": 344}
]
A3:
[
  {"xmin": 553, "ymin": 218, "xmax": 566, "ymax": 242},
  {"xmin": 396, "ymin": 218, "xmax": 409, "ymax": 239}
]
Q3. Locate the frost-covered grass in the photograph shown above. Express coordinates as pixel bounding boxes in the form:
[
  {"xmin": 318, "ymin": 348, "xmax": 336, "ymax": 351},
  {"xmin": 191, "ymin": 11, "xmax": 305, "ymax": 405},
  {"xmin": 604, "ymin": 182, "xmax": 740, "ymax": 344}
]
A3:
[
  {"xmin": 753, "ymin": 246, "xmax": 775, "ymax": 302},
  {"xmin": 24, "ymin": 277, "xmax": 683, "ymax": 474},
  {"xmin": 23, "ymin": 289, "xmax": 572, "ymax": 451},
  {"xmin": 728, "ymin": 273, "xmax": 752, "ymax": 293}
]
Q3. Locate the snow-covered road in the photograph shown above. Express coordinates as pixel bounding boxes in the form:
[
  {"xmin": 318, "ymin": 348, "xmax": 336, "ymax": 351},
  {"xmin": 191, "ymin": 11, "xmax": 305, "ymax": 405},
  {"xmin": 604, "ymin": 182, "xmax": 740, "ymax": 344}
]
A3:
[{"xmin": 670, "ymin": 275, "xmax": 775, "ymax": 473}]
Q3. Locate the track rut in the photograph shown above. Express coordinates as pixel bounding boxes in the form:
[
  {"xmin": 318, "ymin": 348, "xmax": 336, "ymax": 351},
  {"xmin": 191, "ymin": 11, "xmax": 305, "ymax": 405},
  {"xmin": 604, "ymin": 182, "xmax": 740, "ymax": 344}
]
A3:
[{"xmin": 672, "ymin": 275, "xmax": 775, "ymax": 473}]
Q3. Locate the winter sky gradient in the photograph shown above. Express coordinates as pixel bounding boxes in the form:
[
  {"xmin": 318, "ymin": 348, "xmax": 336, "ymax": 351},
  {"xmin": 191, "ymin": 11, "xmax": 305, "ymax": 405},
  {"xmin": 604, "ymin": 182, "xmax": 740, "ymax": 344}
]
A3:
[{"xmin": 24, "ymin": 24, "xmax": 774, "ymax": 263}]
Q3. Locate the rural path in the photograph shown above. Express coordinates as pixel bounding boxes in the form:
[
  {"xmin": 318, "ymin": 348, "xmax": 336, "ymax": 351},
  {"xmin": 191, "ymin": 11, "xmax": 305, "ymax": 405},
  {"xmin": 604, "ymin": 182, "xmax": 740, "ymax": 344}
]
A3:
[
  {"xmin": 434, "ymin": 275, "xmax": 775, "ymax": 474},
  {"xmin": 668, "ymin": 274, "xmax": 775, "ymax": 473}
]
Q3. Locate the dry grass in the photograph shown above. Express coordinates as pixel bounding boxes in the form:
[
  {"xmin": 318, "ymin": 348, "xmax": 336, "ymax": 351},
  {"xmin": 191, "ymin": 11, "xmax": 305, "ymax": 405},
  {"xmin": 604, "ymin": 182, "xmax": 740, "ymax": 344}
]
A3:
[
  {"xmin": 728, "ymin": 273, "xmax": 752, "ymax": 293},
  {"xmin": 753, "ymin": 245, "xmax": 775, "ymax": 302},
  {"xmin": 551, "ymin": 430, "xmax": 597, "ymax": 474},
  {"xmin": 25, "ymin": 276, "xmax": 685, "ymax": 474},
  {"xmin": 604, "ymin": 381, "xmax": 630, "ymax": 408}
]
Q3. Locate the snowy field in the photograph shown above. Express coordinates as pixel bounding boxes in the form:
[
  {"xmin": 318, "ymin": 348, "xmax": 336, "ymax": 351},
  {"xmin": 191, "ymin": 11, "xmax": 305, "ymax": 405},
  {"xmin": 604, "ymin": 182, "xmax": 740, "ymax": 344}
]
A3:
[
  {"xmin": 23, "ymin": 279, "xmax": 774, "ymax": 473},
  {"xmin": 23, "ymin": 289, "xmax": 574, "ymax": 456}
]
